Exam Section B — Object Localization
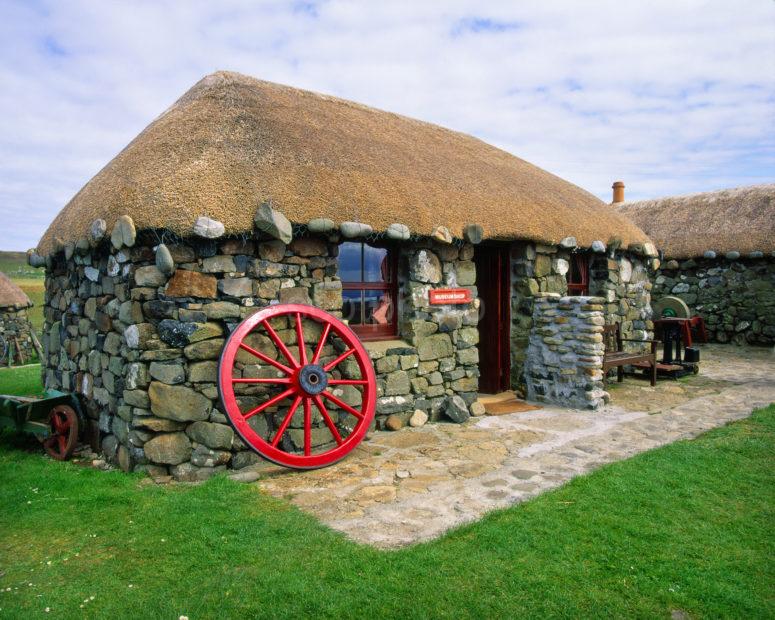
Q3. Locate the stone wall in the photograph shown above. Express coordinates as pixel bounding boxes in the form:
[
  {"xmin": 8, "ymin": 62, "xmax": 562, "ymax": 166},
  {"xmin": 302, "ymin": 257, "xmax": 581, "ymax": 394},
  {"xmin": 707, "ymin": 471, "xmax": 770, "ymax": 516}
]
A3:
[
  {"xmin": 525, "ymin": 294, "xmax": 607, "ymax": 409},
  {"xmin": 383, "ymin": 241, "xmax": 480, "ymax": 426},
  {"xmin": 589, "ymin": 254, "xmax": 653, "ymax": 344},
  {"xmin": 0, "ymin": 307, "xmax": 35, "ymax": 363},
  {"xmin": 653, "ymin": 255, "xmax": 775, "ymax": 345},
  {"xmin": 510, "ymin": 240, "xmax": 654, "ymax": 395},
  {"xmin": 42, "ymin": 231, "xmax": 480, "ymax": 479}
]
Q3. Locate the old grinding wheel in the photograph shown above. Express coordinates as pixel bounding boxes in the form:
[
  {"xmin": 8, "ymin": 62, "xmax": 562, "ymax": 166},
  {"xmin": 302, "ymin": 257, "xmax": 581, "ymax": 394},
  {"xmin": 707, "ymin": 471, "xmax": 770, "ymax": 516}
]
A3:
[
  {"xmin": 652, "ymin": 295, "xmax": 691, "ymax": 319},
  {"xmin": 218, "ymin": 304, "xmax": 376, "ymax": 470},
  {"xmin": 43, "ymin": 404, "xmax": 79, "ymax": 461}
]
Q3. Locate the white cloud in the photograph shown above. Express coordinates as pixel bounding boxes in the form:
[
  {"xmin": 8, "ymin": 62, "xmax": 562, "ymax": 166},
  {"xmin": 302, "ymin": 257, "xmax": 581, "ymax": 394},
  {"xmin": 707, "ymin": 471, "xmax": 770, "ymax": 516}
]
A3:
[{"xmin": 0, "ymin": 0, "xmax": 773, "ymax": 249}]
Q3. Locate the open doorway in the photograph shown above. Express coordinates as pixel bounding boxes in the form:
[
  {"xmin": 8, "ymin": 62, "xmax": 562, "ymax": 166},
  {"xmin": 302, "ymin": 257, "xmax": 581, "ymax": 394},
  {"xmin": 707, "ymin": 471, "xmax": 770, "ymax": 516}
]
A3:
[{"xmin": 474, "ymin": 245, "xmax": 511, "ymax": 393}]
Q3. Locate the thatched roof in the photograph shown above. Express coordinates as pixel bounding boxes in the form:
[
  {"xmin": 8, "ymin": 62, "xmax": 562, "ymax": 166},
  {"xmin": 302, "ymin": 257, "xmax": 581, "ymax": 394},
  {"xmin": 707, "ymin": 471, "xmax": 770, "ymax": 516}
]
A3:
[
  {"xmin": 618, "ymin": 184, "xmax": 775, "ymax": 259},
  {"xmin": 0, "ymin": 272, "xmax": 32, "ymax": 310},
  {"xmin": 38, "ymin": 71, "xmax": 649, "ymax": 254}
]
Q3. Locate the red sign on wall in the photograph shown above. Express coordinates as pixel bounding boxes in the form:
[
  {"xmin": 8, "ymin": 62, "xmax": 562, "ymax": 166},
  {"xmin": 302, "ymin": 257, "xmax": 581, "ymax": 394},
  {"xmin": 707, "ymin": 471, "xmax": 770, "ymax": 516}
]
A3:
[{"xmin": 429, "ymin": 288, "xmax": 473, "ymax": 305}]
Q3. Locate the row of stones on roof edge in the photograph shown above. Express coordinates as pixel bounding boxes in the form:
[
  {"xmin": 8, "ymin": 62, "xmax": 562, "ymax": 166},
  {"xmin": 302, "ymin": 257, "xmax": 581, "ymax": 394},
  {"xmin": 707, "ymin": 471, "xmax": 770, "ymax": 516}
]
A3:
[{"xmin": 26, "ymin": 201, "xmax": 660, "ymax": 267}]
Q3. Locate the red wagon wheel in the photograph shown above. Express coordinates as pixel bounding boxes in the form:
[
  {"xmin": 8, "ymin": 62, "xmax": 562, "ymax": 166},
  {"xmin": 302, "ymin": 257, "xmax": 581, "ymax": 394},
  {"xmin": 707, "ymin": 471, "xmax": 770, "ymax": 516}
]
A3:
[
  {"xmin": 218, "ymin": 304, "xmax": 376, "ymax": 469},
  {"xmin": 43, "ymin": 405, "xmax": 79, "ymax": 461}
]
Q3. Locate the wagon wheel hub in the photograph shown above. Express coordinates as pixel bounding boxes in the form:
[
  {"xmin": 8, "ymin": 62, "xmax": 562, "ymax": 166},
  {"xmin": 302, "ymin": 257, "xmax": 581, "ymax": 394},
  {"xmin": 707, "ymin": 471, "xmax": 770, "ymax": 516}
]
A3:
[
  {"xmin": 297, "ymin": 364, "xmax": 328, "ymax": 395},
  {"xmin": 218, "ymin": 303, "xmax": 376, "ymax": 470}
]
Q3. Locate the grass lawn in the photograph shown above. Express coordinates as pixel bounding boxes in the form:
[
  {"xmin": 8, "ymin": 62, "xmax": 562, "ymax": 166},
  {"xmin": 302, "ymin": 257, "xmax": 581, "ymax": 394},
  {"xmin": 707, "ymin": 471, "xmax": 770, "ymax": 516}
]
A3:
[
  {"xmin": 0, "ymin": 364, "xmax": 44, "ymax": 397},
  {"xmin": 0, "ymin": 395, "xmax": 772, "ymax": 619}
]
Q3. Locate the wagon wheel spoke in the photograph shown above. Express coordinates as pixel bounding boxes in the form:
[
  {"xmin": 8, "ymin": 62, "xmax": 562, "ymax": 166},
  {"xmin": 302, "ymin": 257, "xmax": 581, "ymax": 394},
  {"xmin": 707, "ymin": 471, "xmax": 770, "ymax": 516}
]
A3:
[
  {"xmin": 311, "ymin": 323, "xmax": 331, "ymax": 364},
  {"xmin": 238, "ymin": 342, "xmax": 293, "ymax": 375},
  {"xmin": 295, "ymin": 313, "xmax": 307, "ymax": 366},
  {"xmin": 271, "ymin": 395, "xmax": 303, "ymax": 448},
  {"xmin": 231, "ymin": 377, "xmax": 292, "ymax": 384},
  {"xmin": 261, "ymin": 320, "xmax": 299, "ymax": 369},
  {"xmin": 243, "ymin": 387, "xmax": 296, "ymax": 419},
  {"xmin": 313, "ymin": 395, "xmax": 343, "ymax": 445},
  {"xmin": 327, "ymin": 379, "xmax": 368, "ymax": 385},
  {"xmin": 51, "ymin": 412, "xmax": 64, "ymax": 432},
  {"xmin": 303, "ymin": 397, "xmax": 312, "ymax": 456},
  {"xmin": 321, "ymin": 390, "xmax": 364, "ymax": 419},
  {"xmin": 323, "ymin": 348, "xmax": 355, "ymax": 372}
]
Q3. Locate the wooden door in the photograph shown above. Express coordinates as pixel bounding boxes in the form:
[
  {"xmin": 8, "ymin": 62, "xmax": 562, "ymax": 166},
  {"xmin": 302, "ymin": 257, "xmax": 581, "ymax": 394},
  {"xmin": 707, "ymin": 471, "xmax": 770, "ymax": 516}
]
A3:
[{"xmin": 474, "ymin": 245, "xmax": 511, "ymax": 393}]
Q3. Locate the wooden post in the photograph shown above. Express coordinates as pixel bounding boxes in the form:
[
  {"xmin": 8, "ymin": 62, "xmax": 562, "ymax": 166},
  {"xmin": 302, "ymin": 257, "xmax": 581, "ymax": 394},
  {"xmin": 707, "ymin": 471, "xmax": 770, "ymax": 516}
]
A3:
[
  {"xmin": 13, "ymin": 336, "xmax": 25, "ymax": 365},
  {"xmin": 29, "ymin": 329, "xmax": 45, "ymax": 362}
]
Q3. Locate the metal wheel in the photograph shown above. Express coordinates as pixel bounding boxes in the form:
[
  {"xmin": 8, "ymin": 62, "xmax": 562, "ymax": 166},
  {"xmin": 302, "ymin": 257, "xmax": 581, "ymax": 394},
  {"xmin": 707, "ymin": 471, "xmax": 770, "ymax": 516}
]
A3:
[
  {"xmin": 43, "ymin": 405, "xmax": 79, "ymax": 461},
  {"xmin": 218, "ymin": 304, "xmax": 376, "ymax": 469}
]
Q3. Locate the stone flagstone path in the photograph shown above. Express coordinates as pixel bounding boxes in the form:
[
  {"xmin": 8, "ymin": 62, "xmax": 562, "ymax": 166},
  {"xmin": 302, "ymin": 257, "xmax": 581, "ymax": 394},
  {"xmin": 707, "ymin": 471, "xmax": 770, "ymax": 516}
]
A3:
[{"xmin": 240, "ymin": 345, "xmax": 775, "ymax": 548}]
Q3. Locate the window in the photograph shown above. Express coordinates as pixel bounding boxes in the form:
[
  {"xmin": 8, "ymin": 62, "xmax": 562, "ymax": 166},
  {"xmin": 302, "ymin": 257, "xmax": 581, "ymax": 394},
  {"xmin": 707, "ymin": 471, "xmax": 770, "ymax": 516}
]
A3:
[
  {"xmin": 339, "ymin": 241, "xmax": 398, "ymax": 340},
  {"xmin": 567, "ymin": 252, "xmax": 589, "ymax": 296}
]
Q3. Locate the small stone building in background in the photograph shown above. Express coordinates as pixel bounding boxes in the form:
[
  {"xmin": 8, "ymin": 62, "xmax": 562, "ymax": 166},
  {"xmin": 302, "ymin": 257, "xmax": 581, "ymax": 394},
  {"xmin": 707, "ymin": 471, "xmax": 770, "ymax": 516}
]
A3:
[
  {"xmin": 618, "ymin": 184, "xmax": 775, "ymax": 345},
  {"xmin": 32, "ymin": 71, "xmax": 656, "ymax": 478},
  {"xmin": 0, "ymin": 271, "xmax": 35, "ymax": 365}
]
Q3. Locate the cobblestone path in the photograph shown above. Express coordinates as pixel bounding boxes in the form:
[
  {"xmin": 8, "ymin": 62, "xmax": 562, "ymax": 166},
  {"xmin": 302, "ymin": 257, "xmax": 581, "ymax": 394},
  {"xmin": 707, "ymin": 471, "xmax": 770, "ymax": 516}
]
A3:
[{"xmin": 242, "ymin": 345, "xmax": 775, "ymax": 548}]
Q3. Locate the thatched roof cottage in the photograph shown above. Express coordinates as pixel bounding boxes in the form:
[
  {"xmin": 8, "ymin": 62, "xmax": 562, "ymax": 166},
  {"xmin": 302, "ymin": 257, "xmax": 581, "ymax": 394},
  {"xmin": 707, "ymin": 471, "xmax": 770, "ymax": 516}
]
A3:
[
  {"xmin": 618, "ymin": 183, "xmax": 775, "ymax": 344},
  {"xmin": 0, "ymin": 271, "xmax": 35, "ymax": 365},
  {"xmin": 35, "ymin": 71, "xmax": 656, "ymax": 478}
]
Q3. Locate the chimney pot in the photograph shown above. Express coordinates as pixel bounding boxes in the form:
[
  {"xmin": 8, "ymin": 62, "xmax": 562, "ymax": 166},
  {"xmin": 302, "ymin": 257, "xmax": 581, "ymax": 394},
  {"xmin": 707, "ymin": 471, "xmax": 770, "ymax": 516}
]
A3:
[{"xmin": 612, "ymin": 181, "xmax": 625, "ymax": 204}]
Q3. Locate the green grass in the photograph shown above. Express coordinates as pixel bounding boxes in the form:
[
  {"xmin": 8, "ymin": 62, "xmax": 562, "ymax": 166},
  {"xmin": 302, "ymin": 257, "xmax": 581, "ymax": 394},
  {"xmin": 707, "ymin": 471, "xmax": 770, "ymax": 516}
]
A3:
[
  {"xmin": 0, "ymin": 251, "xmax": 44, "ymax": 280},
  {"xmin": 0, "ymin": 403, "xmax": 773, "ymax": 619},
  {"xmin": 0, "ymin": 364, "xmax": 44, "ymax": 397}
]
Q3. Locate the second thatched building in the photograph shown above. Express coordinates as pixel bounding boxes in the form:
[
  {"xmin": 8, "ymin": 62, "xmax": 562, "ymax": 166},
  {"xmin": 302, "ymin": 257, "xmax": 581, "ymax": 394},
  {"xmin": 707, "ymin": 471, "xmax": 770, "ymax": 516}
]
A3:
[{"xmin": 618, "ymin": 183, "xmax": 775, "ymax": 345}]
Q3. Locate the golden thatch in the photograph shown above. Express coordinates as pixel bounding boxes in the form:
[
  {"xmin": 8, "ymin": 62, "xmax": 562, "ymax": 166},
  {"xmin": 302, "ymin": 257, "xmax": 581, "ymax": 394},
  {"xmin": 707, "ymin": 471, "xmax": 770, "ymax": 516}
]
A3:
[
  {"xmin": 0, "ymin": 272, "xmax": 32, "ymax": 310},
  {"xmin": 618, "ymin": 184, "xmax": 775, "ymax": 259},
  {"xmin": 39, "ymin": 71, "xmax": 650, "ymax": 254}
]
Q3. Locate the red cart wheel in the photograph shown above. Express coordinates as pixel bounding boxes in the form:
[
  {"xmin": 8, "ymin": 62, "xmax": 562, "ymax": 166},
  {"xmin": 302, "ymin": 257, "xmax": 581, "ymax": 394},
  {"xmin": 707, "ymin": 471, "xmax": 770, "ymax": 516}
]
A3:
[
  {"xmin": 43, "ymin": 405, "xmax": 79, "ymax": 461},
  {"xmin": 218, "ymin": 304, "xmax": 376, "ymax": 469}
]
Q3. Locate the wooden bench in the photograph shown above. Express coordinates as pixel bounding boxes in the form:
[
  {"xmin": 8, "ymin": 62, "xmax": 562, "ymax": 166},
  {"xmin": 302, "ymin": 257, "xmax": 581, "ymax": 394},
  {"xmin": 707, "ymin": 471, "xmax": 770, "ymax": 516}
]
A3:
[{"xmin": 602, "ymin": 323, "xmax": 658, "ymax": 387}]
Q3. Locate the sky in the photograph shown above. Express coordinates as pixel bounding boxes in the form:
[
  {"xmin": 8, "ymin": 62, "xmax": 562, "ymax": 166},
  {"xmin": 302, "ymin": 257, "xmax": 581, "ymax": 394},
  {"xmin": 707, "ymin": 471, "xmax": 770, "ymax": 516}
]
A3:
[{"xmin": 0, "ymin": 0, "xmax": 773, "ymax": 251}]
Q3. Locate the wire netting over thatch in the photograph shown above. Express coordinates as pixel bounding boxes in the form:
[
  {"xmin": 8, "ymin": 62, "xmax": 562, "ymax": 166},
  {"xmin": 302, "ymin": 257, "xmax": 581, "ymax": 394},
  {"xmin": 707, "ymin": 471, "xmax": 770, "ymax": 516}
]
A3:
[
  {"xmin": 38, "ymin": 71, "xmax": 650, "ymax": 254},
  {"xmin": 0, "ymin": 271, "xmax": 32, "ymax": 310},
  {"xmin": 618, "ymin": 184, "xmax": 775, "ymax": 259}
]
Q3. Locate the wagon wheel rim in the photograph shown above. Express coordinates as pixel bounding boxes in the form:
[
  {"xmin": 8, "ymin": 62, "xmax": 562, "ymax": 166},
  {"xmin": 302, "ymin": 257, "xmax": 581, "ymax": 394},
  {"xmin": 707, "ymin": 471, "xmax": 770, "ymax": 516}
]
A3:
[
  {"xmin": 43, "ymin": 405, "xmax": 79, "ymax": 461},
  {"xmin": 218, "ymin": 303, "xmax": 376, "ymax": 470}
]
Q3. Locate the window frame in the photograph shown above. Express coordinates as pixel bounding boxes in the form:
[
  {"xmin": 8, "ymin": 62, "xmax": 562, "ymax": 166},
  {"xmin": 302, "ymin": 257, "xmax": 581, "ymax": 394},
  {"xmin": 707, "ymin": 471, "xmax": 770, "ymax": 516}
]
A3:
[
  {"xmin": 567, "ymin": 252, "xmax": 589, "ymax": 296},
  {"xmin": 339, "ymin": 241, "xmax": 399, "ymax": 341}
]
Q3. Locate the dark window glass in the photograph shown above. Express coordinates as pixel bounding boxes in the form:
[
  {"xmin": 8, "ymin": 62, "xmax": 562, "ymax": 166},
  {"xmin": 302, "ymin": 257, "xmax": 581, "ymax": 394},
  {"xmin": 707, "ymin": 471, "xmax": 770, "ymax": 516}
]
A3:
[
  {"xmin": 339, "ymin": 241, "xmax": 397, "ymax": 339},
  {"xmin": 342, "ymin": 289, "xmax": 362, "ymax": 325}
]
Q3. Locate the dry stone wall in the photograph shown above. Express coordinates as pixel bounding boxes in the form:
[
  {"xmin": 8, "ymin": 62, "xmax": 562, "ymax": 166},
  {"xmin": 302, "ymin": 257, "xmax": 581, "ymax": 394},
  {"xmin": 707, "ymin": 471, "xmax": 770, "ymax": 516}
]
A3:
[
  {"xmin": 43, "ymin": 233, "xmax": 347, "ymax": 478},
  {"xmin": 0, "ymin": 308, "xmax": 35, "ymax": 362},
  {"xmin": 653, "ymin": 255, "xmax": 775, "ymax": 345},
  {"xmin": 510, "ymin": 241, "xmax": 654, "ymax": 395},
  {"xmin": 588, "ymin": 254, "xmax": 653, "ymax": 344},
  {"xmin": 381, "ymin": 240, "xmax": 480, "ymax": 427},
  {"xmin": 525, "ymin": 294, "xmax": 608, "ymax": 409},
  {"xmin": 42, "ymin": 231, "xmax": 480, "ymax": 479}
]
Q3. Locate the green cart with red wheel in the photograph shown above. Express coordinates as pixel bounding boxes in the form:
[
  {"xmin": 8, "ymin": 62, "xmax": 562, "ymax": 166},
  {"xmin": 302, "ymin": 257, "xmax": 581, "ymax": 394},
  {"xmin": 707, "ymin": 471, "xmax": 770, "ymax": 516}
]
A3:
[{"xmin": 0, "ymin": 390, "xmax": 82, "ymax": 461}]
